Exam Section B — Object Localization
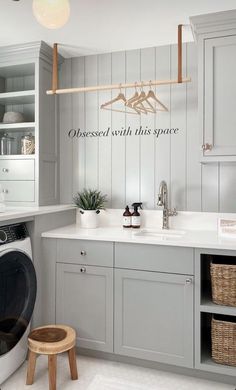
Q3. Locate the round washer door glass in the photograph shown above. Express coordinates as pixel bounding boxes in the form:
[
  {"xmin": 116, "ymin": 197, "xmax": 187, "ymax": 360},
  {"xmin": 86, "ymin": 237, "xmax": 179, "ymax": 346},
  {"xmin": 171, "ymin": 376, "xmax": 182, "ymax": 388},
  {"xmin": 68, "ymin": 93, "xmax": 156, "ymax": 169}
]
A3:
[{"xmin": 0, "ymin": 250, "xmax": 37, "ymax": 356}]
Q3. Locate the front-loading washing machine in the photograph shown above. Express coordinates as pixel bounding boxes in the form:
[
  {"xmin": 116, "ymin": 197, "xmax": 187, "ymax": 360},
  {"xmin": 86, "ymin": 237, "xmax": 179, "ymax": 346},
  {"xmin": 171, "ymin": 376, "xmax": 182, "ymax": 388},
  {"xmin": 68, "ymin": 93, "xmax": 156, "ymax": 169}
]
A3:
[{"xmin": 0, "ymin": 223, "xmax": 36, "ymax": 385}]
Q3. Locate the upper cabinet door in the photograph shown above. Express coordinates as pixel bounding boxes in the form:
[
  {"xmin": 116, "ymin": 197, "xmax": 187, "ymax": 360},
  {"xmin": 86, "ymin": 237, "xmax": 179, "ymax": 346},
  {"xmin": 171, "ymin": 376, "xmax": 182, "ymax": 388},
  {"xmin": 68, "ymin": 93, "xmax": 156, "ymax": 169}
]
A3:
[{"xmin": 203, "ymin": 35, "xmax": 236, "ymax": 160}]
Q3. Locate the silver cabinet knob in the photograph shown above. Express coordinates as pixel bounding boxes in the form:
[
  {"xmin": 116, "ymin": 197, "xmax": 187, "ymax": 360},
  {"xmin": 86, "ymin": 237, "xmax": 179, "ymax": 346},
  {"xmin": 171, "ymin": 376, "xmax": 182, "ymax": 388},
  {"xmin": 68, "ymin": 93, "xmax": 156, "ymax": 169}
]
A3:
[
  {"xmin": 202, "ymin": 143, "xmax": 212, "ymax": 152},
  {"xmin": 80, "ymin": 250, "xmax": 87, "ymax": 256},
  {"xmin": 2, "ymin": 189, "xmax": 8, "ymax": 194},
  {"xmin": 185, "ymin": 278, "xmax": 192, "ymax": 285},
  {"xmin": 2, "ymin": 168, "xmax": 8, "ymax": 173},
  {"xmin": 80, "ymin": 267, "xmax": 86, "ymax": 273}
]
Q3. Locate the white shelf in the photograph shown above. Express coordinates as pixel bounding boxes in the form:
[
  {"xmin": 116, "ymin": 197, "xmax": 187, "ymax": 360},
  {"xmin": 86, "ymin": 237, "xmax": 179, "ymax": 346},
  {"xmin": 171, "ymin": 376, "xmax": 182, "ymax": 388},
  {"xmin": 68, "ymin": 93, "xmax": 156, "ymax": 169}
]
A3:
[
  {"xmin": 200, "ymin": 299, "xmax": 236, "ymax": 316},
  {"xmin": 0, "ymin": 154, "xmax": 35, "ymax": 160},
  {"xmin": 199, "ymin": 349, "xmax": 236, "ymax": 376},
  {"xmin": 0, "ymin": 90, "xmax": 35, "ymax": 105},
  {"xmin": 0, "ymin": 122, "xmax": 35, "ymax": 131}
]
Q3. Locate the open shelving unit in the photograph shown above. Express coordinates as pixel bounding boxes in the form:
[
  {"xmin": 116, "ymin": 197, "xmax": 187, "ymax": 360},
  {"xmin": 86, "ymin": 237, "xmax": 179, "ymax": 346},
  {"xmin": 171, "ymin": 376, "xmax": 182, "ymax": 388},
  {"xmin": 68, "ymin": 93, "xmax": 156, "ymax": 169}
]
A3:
[
  {"xmin": 0, "ymin": 42, "xmax": 59, "ymax": 206},
  {"xmin": 195, "ymin": 250, "xmax": 236, "ymax": 377},
  {"xmin": 0, "ymin": 62, "xmax": 36, "ymax": 157}
]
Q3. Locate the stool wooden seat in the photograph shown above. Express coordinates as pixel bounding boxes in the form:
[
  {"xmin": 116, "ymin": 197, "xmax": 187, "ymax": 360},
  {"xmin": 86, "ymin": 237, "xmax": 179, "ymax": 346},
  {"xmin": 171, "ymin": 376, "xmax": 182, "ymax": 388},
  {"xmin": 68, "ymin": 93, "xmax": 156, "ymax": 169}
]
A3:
[{"xmin": 26, "ymin": 325, "xmax": 78, "ymax": 390}]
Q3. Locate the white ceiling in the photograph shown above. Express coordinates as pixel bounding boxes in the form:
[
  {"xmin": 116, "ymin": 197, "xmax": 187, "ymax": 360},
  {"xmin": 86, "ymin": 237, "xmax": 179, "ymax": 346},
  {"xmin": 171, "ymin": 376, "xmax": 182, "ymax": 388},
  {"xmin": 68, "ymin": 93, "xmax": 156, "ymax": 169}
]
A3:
[{"xmin": 1, "ymin": 0, "xmax": 236, "ymax": 57}]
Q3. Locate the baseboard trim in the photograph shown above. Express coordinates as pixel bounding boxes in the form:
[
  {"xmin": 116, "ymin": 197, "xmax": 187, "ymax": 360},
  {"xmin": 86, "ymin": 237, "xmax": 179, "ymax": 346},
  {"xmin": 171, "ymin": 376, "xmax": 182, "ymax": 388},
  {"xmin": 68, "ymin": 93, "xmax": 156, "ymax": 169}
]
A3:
[{"xmin": 76, "ymin": 347, "xmax": 236, "ymax": 386}]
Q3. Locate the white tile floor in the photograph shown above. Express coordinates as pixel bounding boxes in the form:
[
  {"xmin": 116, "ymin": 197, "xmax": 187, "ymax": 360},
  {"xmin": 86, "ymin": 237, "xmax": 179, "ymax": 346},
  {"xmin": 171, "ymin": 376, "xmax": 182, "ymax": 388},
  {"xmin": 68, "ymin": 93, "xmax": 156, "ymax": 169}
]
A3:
[{"xmin": 1, "ymin": 354, "xmax": 234, "ymax": 390}]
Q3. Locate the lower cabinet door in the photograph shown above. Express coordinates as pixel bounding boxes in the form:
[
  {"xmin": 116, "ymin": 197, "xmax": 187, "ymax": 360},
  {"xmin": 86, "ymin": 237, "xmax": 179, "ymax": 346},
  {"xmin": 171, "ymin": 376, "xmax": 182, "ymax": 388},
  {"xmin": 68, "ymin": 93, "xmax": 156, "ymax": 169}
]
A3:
[
  {"xmin": 56, "ymin": 263, "xmax": 113, "ymax": 352},
  {"xmin": 114, "ymin": 269, "xmax": 194, "ymax": 368}
]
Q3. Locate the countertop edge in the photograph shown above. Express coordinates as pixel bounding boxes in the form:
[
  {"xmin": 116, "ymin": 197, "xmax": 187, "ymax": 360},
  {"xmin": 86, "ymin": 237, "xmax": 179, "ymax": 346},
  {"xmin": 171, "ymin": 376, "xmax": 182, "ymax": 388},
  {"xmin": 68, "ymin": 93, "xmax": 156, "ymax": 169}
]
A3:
[
  {"xmin": 41, "ymin": 226, "xmax": 236, "ymax": 251},
  {"xmin": 0, "ymin": 205, "xmax": 76, "ymax": 222}
]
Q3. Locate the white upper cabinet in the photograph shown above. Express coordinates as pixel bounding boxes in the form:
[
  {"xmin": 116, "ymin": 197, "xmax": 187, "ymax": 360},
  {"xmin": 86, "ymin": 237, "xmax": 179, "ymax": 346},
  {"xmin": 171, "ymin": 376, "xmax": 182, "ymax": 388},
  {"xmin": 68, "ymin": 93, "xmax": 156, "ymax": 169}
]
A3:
[
  {"xmin": 191, "ymin": 10, "xmax": 236, "ymax": 161},
  {"xmin": 0, "ymin": 42, "xmax": 63, "ymax": 205}
]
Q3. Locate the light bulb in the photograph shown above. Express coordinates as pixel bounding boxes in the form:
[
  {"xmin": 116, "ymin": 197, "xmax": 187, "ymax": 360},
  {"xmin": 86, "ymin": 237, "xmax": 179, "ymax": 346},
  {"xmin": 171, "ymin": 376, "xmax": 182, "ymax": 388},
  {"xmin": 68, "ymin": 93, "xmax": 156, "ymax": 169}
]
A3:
[{"xmin": 32, "ymin": 0, "xmax": 70, "ymax": 29}]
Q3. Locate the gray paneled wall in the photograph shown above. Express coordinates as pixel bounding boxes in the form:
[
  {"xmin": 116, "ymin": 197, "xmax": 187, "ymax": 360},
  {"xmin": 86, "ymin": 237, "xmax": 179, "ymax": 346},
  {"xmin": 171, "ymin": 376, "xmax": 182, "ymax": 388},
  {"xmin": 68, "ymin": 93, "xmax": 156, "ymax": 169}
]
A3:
[{"xmin": 59, "ymin": 42, "xmax": 236, "ymax": 212}]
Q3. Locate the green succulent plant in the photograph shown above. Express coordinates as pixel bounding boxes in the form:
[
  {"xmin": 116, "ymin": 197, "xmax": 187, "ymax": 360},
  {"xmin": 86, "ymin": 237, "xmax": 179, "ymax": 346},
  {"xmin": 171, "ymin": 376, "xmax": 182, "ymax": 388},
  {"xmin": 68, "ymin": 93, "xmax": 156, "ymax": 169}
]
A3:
[{"xmin": 73, "ymin": 189, "xmax": 107, "ymax": 211}]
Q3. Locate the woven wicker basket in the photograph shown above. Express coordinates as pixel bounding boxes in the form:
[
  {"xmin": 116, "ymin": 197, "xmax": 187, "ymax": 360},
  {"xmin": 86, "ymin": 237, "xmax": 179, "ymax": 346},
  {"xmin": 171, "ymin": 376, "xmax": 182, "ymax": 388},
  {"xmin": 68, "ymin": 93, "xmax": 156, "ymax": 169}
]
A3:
[
  {"xmin": 210, "ymin": 262, "xmax": 236, "ymax": 307},
  {"xmin": 211, "ymin": 316, "xmax": 236, "ymax": 366}
]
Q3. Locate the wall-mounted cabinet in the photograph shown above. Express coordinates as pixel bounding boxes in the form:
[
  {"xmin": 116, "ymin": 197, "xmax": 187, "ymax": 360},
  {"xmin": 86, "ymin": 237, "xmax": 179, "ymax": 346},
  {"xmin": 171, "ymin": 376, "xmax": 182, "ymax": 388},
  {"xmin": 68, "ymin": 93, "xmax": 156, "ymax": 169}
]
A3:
[
  {"xmin": 191, "ymin": 10, "xmax": 236, "ymax": 162},
  {"xmin": 0, "ymin": 42, "xmax": 62, "ymax": 205}
]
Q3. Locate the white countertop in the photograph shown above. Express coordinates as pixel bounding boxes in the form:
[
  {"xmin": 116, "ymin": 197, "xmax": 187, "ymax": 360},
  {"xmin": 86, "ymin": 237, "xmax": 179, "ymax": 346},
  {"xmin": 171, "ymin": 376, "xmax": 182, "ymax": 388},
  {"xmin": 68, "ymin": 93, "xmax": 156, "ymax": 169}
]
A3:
[
  {"xmin": 0, "ymin": 204, "xmax": 75, "ymax": 222},
  {"xmin": 41, "ymin": 224, "xmax": 236, "ymax": 251}
]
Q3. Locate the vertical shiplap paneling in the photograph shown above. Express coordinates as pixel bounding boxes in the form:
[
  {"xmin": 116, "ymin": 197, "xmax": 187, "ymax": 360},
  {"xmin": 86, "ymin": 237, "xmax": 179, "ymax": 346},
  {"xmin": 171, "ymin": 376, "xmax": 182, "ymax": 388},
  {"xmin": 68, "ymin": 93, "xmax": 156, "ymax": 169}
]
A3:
[
  {"xmin": 111, "ymin": 51, "xmax": 126, "ymax": 208},
  {"xmin": 140, "ymin": 47, "xmax": 156, "ymax": 209},
  {"xmin": 59, "ymin": 42, "xmax": 236, "ymax": 213},
  {"xmin": 155, "ymin": 45, "xmax": 171, "ymax": 206},
  {"xmin": 98, "ymin": 53, "xmax": 112, "ymax": 207},
  {"xmin": 186, "ymin": 42, "xmax": 201, "ymax": 211},
  {"xmin": 219, "ymin": 163, "xmax": 236, "ymax": 212},
  {"xmin": 125, "ymin": 49, "xmax": 141, "ymax": 206},
  {"xmin": 170, "ymin": 43, "xmax": 187, "ymax": 210},
  {"xmin": 201, "ymin": 163, "xmax": 219, "ymax": 211},
  {"xmin": 85, "ymin": 55, "xmax": 99, "ymax": 189},
  {"xmin": 71, "ymin": 57, "xmax": 85, "ymax": 194},
  {"xmin": 59, "ymin": 58, "xmax": 73, "ymax": 203}
]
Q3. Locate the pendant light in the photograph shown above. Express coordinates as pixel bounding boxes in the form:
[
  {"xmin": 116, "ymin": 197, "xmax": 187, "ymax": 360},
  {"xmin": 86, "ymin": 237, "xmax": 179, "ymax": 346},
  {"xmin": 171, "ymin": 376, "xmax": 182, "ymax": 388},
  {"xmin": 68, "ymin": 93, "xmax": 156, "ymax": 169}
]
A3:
[{"xmin": 32, "ymin": 0, "xmax": 70, "ymax": 29}]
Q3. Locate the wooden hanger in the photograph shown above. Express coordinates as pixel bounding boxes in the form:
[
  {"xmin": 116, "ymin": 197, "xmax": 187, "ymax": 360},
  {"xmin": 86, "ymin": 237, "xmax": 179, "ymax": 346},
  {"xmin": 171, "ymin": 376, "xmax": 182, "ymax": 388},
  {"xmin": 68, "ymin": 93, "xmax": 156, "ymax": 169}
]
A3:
[
  {"xmin": 133, "ymin": 83, "xmax": 156, "ymax": 113},
  {"xmin": 135, "ymin": 81, "xmax": 168, "ymax": 112},
  {"xmin": 146, "ymin": 82, "xmax": 168, "ymax": 111},
  {"xmin": 100, "ymin": 85, "xmax": 140, "ymax": 115},
  {"xmin": 125, "ymin": 84, "xmax": 148, "ymax": 114}
]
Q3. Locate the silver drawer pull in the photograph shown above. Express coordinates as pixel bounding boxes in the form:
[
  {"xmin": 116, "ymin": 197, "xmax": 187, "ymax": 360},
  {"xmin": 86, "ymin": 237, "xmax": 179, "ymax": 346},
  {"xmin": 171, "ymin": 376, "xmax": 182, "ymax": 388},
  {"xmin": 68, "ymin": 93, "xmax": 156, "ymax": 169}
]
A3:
[
  {"xmin": 2, "ymin": 189, "xmax": 8, "ymax": 194},
  {"xmin": 2, "ymin": 168, "xmax": 9, "ymax": 173},
  {"xmin": 80, "ymin": 267, "xmax": 86, "ymax": 273},
  {"xmin": 80, "ymin": 250, "xmax": 87, "ymax": 256},
  {"xmin": 185, "ymin": 278, "xmax": 192, "ymax": 285}
]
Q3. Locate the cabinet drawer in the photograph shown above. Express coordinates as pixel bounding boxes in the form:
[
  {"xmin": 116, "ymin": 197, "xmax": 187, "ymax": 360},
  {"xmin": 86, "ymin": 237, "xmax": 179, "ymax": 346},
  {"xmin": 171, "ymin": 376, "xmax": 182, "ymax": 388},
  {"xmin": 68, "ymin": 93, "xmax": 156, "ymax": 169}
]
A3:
[
  {"xmin": 0, "ymin": 159, "xmax": 35, "ymax": 181},
  {"xmin": 57, "ymin": 239, "xmax": 113, "ymax": 267},
  {"xmin": 0, "ymin": 181, "xmax": 35, "ymax": 202},
  {"xmin": 115, "ymin": 243, "xmax": 194, "ymax": 274}
]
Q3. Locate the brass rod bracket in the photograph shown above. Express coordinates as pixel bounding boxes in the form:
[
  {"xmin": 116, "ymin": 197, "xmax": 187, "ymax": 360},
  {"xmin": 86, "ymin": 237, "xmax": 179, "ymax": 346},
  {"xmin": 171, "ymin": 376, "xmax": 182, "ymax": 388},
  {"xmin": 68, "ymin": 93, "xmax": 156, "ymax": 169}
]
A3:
[
  {"xmin": 52, "ymin": 43, "xmax": 58, "ymax": 94},
  {"xmin": 178, "ymin": 24, "xmax": 183, "ymax": 83}
]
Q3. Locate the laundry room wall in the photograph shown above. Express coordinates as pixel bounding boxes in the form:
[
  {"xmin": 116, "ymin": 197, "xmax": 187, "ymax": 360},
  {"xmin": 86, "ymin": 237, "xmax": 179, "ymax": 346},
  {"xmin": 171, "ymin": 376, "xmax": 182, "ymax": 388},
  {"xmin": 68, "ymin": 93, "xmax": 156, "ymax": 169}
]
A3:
[{"xmin": 59, "ymin": 42, "xmax": 236, "ymax": 212}]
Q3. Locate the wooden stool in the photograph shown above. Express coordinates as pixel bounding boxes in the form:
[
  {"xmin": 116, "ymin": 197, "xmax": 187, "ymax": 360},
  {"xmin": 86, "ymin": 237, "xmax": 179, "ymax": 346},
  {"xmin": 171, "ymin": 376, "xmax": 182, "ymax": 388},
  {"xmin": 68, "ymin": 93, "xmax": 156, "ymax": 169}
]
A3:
[{"xmin": 26, "ymin": 325, "xmax": 78, "ymax": 390}]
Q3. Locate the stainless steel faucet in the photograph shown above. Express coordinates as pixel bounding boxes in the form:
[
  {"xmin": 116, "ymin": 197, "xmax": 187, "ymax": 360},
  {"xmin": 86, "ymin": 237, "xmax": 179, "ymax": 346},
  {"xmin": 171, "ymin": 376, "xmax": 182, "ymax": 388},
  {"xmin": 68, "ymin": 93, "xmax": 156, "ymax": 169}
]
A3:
[{"xmin": 157, "ymin": 181, "xmax": 177, "ymax": 229}]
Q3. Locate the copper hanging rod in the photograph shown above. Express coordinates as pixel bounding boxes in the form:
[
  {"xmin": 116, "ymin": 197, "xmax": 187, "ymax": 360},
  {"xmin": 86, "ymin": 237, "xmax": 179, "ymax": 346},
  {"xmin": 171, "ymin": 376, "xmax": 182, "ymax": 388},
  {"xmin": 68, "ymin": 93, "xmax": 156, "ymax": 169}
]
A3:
[
  {"xmin": 178, "ymin": 24, "xmax": 183, "ymax": 83},
  {"xmin": 47, "ymin": 24, "xmax": 189, "ymax": 96}
]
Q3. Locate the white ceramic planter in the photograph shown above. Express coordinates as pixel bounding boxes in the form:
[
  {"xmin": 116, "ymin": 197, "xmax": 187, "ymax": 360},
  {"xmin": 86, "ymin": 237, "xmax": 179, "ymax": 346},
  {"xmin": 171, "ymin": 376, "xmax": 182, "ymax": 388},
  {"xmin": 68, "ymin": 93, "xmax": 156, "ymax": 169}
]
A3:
[{"xmin": 78, "ymin": 209, "xmax": 99, "ymax": 228}]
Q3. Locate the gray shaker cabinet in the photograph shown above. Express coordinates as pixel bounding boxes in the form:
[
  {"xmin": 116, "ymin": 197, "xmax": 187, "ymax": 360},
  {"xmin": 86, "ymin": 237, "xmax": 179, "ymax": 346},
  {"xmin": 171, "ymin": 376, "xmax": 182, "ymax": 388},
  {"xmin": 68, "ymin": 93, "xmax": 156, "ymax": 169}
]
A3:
[
  {"xmin": 114, "ymin": 268, "xmax": 194, "ymax": 368},
  {"xmin": 56, "ymin": 263, "xmax": 113, "ymax": 353},
  {"xmin": 191, "ymin": 10, "xmax": 236, "ymax": 161}
]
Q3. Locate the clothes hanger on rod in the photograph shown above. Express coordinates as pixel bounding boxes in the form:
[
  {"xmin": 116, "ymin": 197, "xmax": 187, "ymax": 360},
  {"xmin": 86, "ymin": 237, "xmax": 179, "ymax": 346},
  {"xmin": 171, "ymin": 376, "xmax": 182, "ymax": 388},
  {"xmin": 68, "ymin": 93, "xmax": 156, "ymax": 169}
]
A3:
[
  {"xmin": 133, "ymin": 82, "xmax": 156, "ymax": 114},
  {"xmin": 125, "ymin": 83, "xmax": 148, "ymax": 115},
  {"xmin": 145, "ymin": 81, "xmax": 169, "ymax": 111},
  {"xmin": 100, "ymin": 84, "xmax": 140, "ymax": 115}
]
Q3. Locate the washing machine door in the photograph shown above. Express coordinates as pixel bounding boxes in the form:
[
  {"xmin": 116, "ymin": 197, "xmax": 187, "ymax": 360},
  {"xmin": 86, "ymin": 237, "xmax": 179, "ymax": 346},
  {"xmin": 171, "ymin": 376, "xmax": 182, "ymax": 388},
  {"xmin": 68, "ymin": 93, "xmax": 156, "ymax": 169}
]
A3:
[{"xmin": 0, "ymin": 250, "xmax": 37, "ymax": 356}]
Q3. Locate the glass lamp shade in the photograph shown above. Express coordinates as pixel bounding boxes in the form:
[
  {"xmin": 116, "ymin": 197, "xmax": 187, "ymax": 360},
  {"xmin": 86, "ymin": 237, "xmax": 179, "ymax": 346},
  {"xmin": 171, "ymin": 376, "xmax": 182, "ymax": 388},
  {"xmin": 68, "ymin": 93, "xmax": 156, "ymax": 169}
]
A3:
[{"xmin": 32, "ymin": 0, "xmax": 70, "ymax": 29}]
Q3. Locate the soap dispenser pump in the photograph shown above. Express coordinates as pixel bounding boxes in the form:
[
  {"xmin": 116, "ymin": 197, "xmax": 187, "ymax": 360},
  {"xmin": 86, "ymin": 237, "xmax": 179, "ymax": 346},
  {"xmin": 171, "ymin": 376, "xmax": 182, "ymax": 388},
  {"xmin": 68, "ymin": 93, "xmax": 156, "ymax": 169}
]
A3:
[
  {"xmin": 123, "ymin": 205, "xmax": 132, "ymax": 228},
  {"xmin": 131, "ymin": 202, "xmax": 142, "ymax": 228}
]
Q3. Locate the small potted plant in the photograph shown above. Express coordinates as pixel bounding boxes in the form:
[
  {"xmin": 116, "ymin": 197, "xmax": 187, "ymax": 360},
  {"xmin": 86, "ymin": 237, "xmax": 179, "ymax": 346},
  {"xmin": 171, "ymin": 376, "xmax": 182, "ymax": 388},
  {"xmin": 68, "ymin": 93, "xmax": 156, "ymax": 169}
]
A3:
[{"xmin": 73, "ymin": 188, "xmax": 107, "ymax": 228}]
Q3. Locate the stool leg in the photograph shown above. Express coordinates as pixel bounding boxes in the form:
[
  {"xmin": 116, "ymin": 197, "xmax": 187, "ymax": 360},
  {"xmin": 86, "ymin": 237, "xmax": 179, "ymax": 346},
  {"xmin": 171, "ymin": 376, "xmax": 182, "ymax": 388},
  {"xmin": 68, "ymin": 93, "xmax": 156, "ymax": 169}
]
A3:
[
  {"xmin": 48, "ymin": 354, "xmax": 57, "ymax": 390},
  {"xmin": 68, "ymin": 347, "xmax": 78, "ymax": 380},
  {"xmin": 26, "ymin": 350, "xmax": 37, "ymax": 385}
]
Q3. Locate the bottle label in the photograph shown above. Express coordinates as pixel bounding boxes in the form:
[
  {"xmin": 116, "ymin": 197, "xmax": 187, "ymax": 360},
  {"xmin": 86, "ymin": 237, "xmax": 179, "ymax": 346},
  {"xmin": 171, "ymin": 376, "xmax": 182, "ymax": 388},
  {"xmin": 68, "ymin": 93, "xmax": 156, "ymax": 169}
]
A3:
[
  {"xmin": 132, "ymin": 216, "xmax": 140, "ymax": 227},
  {"xmin": 123, "ymin": 216, "xmax": 131, "ymax": 227}
]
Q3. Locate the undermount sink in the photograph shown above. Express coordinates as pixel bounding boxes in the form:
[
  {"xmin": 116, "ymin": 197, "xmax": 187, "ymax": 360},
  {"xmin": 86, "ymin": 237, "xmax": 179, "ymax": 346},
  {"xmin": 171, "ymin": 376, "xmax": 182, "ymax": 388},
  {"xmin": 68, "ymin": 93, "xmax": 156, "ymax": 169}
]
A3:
[{"xmin": 134, "ymin": 228, "xmax": 186, "ymax": 239}]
